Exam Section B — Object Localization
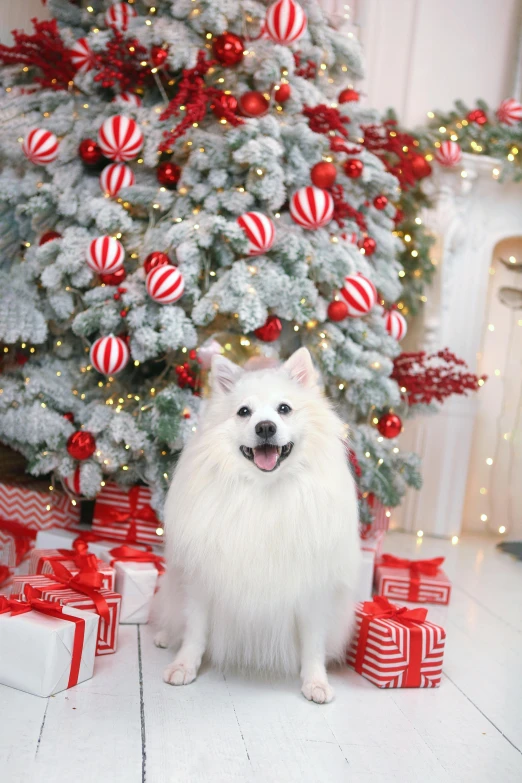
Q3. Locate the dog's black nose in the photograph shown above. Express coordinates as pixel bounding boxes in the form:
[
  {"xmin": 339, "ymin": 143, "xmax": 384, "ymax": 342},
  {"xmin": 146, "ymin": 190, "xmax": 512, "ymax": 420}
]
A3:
[{"xmin": 255, "ymin": 420, "xmax": 277, "ymax": 440}]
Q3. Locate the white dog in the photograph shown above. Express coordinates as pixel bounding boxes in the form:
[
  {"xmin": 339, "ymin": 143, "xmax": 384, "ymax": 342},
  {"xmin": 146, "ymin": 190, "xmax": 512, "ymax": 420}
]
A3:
[{"xmin": 154, "ymin": 347, "xmax": 361, "ymax": 703}]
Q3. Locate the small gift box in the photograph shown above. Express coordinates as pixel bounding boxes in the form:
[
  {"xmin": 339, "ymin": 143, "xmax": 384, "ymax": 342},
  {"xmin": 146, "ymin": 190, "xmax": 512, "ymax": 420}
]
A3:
[
  {"xmin": 12, "ymin": 562, "xmax": 121, "ymax": 655},
  {"xmin": 375, "ymin": 554, "xmax": 451, "ymax": 605},
  {"xmin": 0, "ymin": 590, "xmax": 99, "ymax": 697},
  {"xmin": 0, "ymin": 478, "xmax": 80, "ymax": 532},
  {"xmin": 92, "ymin": 484, "xmax": 164, "ymax": 547},
  {"xmin": 28, "ymin": 545, "xmax": 115, "ymax": 591},
  {"xmin": 360, "ymin": 529, "xmax": 385, "ymax": 559},
  {"xmin": 108, "ymin": 545, "xmax": 164, "ymax": 624},
  {"xmin": 347, "ymin": 596, "xmax": 446, "ymax": 688}
]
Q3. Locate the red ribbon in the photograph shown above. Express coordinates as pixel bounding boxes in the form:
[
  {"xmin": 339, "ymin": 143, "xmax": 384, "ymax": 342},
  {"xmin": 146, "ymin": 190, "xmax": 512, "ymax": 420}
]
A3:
[
  {"xmin": 73, "ymin": 531, "xmax": 153, "ymax": 552},
  {"xmin": 97, "ymin": 487, "xmax": 158, "ymax": 530},
  {"xmin": 0, "ymin": 565, "xmax": 11, "ymax": 586},
  {"xmin": 109, "ymin": 545, "xmax": 165, "ymax": 574},
  {"xmin": 37, "ymin": 560, "xmax": 111, "ymax": 625},
  {"xmin": 0, "ymin": 517, "xmax": 36, "ymax": 565},
  {"xmin": 35, "ymin": 539, "xmax": 99, "ymax": 575},
  {"xmin": 354, "ymin": 596, "xmax": 428, "ymax": 687},
  {"xmin": 380, "ymin": 554, "xmax": 445, "ymax": 601},
  {"xmin": 1, "ymin": 587, "xmax": 86, "ymax": 688}
]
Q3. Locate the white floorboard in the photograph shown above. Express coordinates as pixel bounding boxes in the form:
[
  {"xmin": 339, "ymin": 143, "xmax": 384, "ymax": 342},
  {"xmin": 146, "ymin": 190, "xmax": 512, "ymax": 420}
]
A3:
[{"xmin": 1, "ymin": 532, "xmax": 521, "ymax": 783}]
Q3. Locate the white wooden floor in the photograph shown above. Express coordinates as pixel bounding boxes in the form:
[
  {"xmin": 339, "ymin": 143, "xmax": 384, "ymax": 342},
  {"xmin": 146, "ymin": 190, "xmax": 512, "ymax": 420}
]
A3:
[{"xmin": 1, "ymin": 532, "xmax": 522, "ymax": 783}]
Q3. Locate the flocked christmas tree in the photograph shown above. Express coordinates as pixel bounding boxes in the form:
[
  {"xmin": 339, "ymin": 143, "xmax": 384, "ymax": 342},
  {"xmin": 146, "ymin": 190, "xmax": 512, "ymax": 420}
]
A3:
[{"xmin": 0, "ymin": 0, "xmax": 428, "ymax": 522}]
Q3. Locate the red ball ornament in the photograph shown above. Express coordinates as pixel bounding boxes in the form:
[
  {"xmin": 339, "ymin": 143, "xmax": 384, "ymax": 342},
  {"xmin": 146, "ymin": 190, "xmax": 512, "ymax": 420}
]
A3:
[
  {"xmin": 100, "ymin": 267, "xmax": 126, "ymax": 286},
  {"xmin": 66, "ymin": 431, "xmax": 96, "ymax": 461},
  {"xmin": 79, "ymin": 138, "xmax": 103, "ymax": 167},
  {"xmin": 327, "ymin": 300, "xmax": 349, "ymax": 322},
  {"xmin": 467, "ymin": 108, "xmax": 488, "ymax": 125},
  {"xmin": 144, "ymin": 251, "xmax": 171, "ymax": 274},
  {"xmin": 339, "ymin": 88, "xmax": 359, "ymax": 103},
  {"xmin": 274, "ymin": 83, "xmax": 291, "ymax": 102},
  {"xmin": 344, "ymin": 159, "xmax": 363, "ymax": 178},
  {"xmin": 410, "ymin": 154, "xmax": 432, "ymax": 179},
  {"xmin": 359, "ymin": 236, "xmax": 376, "ymax": 256},
  {"xmin": 213, "ymin": 33, "xmax": 245, "ymax": 67},
  {"xmin": 330, "ymin": 136, "xmax": 348, "ymax": 152},
  {"xmin": 210, "ymin": 92, "xmax": 238, "ymax": 119},
  {"xmin": 254, "ymin": 315, "xmax": 282, "ymax": 342},
  {"xmin": 39, "ymin": 231, "xmax": 62, "ymax": 245},
  {"xmin": 63, "ymin": 412, "xmax": 75, "ymax": 423},
  {"xmin": 157, "ymin": 161, "xmax": 181, "ymax": 190},
  {"xmin": 497, "ymin": 98, "xmax": 522, "ymax": 126},
  {"xmin": 377, "ymin": 413, "xmax": 403, "ymax": 439},
  {"xmin": 239, "ymin": 91, "xmax": 270, "ymax": 118},
  {"xmin": 151, "ymin": 45, "xmax": 168, "ymax": 68},
  {"xmin": 311, "ymin": 161, "xmax": 337, "ymax": 189},
  {"xmin": 373, "ymin": 195, "xmax": 388, "ymax": 210}
]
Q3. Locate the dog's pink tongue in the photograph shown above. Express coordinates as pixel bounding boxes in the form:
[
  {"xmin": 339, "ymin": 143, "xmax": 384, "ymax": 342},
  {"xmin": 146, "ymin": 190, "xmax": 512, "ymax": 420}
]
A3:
[{"xmin": 253, "ymin": 445, "xmax": 278, "ymax": 471}]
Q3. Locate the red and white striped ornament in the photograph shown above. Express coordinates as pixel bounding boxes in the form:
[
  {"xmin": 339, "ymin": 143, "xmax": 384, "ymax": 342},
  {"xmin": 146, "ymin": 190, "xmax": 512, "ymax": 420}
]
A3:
[
  {"xmin": 97, "ymin": 115, "xmax": 143, "ymax": 163},
  {"xmin": 340, "ymin": 274, "xmax": 377, "ymax": 317},
  {"xmin": 146, "ymin": 264, "xmax": 184, "ymax": 304},
  {"xmin": 383, "ymin": 309, "xmax": 407, "ymax": 341},
  {"xmin": 237, "ymin": 212, "xmax": 275, "ymax": 255},
  {"xmin": 70, "ymin": 38, "xmax": 95, "ymax": 73},
  {"xmin": 496, "ymin": 98, "xmax": 522, "ymax": 126},
  {"xmin": 435, "ymin": 140, "xmax": 462, "ymax": 167},
  {"xmin": 290, "ymin": 186, "xmax": 333, "ymax": 230},
  {"xmin": 90, "ymin": 334, "xmax": 130, "ymax": 375},
  {"xmin": 105, "ymin": 2, "xmax": 137, "ymax": 32},
  {"xmin": 63, "ymin": 468, "xmax": 82, "ymax": 496},
  {"xmin": 86, "ymin": 236, "xmax": 125, "ymax": 275},
  {"xmin": 22, "ymin": 129, "xmax": 59, "ymax": 165},
  {"xmin": 99, "ymin": 163, "xmax": 135, "ymax": 196},
  {"xmin": 265, "ymin": 0, "xmax": 307, "ymax": 45},
  {"xmin": 114, "ymin": 92, "xmax": 142, "ymax": 107}
]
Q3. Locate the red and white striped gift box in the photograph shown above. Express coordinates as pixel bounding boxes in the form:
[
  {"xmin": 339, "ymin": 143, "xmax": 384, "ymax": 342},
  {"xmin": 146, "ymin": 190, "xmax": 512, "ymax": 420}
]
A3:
[
  {"xmin": 375, "ymin": 555, "xmax": 451, "ymax": 605},
  {"xmin": 11, "ymin": 574, "xmax": 121, "ymax": 655},
  {"xmin": 360, "ymin": 529, "xmax": 385, "ymax": 559},
  {"xmin": 0, "ymin": 529, "xmax": 17, "ymax": 569},
  {"xmin": 92, "ymin": 483, "xmax": 164, "ymax": 547},
  {"xmin": 347, "ymin": 597, "xmax": 446, "ymax": 688},
  {"xmin": 0, "ymin": 481, "xmax": 80, "ymax": 532},
  {"xmin": 28, "ymin": 549, "xmax": 115, "ymax": 591}
]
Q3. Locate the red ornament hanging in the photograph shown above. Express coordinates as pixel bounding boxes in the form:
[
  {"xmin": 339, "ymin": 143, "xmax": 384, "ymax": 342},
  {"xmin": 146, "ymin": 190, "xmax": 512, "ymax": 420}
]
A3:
[
  {"xmin": 467, "ymin": 108, "xmax": 488, "ymax": 125},
  {"xmin": 79, "ymin": 138, "xmax": 103, "ymax": 167},
  {"xmin": 100, "ymin": 267, "xmax": 126, "ymax": 286},
  {"xmin": 339, "ymin": 88, "xmax": 359, "ymax": 103},
  {"xmin": 254, "ymin": 315, "xmax": 282, "ymax": 342},
  {"xmin": 66, "ymin": 431, "xmax": 96, "ymax": 461},
  {"xmin": 39, "ymin": 231, "xmax": 61, "ymax": 245},
  {"xmin": 377, "ymin": 412, "xmax": 403, "ymax": 439},
  {"xmin": 373, "ymin": 195, "xmax": 388, "ymax": 210},
  {"xmin": 151, "ymin": 45, "xmax": 169, "ymax": 68},
  {"xmin": 359, "ymin": 236, "xmax": 376, "ymax": 256},
  {"xmin": 210, "ymin": 92, "xmax": 238, "ymax": 119},
  {"xmin": 274, "ymin": 83, "xmax": 291, "ymax": 103},
  {"xmin": 239, "ymin": 91, "xmax": 270, "ymax": 117},
  {"xmin": 63, "ymin": 412, "xmax": 75, "ymax": 423},
  {"xmin": 327, "ymin": 300, "xmax": 348, "ymax": 322},
  {"xmin": 410, "ymin": 154, "xmax": 432, "ymax": 179},
  {"xmin": 344, "ymin": 159, "xmax": 363, "ymax": 178},
  {"xmin": 157, "ymin": 161, "xmax": 181, "ymax": 189},
  {"xmin": 310, "ymin": 161, "xmax": 337, "ymax": 189},
  {"xmin": 144, "ymin": 251, "xmax": 171, "ymax": 274},
  {"xmin": 213, "ymin": 33, "xmax": 245, "ymax": 67}
]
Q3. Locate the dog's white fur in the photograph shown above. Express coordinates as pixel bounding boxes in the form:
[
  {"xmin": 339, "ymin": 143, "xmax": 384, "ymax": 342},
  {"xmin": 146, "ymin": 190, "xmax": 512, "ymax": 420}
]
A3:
[{"xmin": 154, "ymin": 347, "xmax": 361, "ymax": 703}]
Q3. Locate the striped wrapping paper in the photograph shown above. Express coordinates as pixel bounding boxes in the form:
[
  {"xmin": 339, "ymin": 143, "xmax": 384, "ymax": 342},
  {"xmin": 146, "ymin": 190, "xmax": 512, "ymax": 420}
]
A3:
[
  {"xmin": 11, "ymin": 574, "xmax": 121, "ymax": 655},
  {"xmin": 375, "ymin": 557, "xmax": 452, "ymax": 605},
  {"xmin": 0, "ymin": 481, "xmax": 80, "ymax": 532},
  {"xmin": 360, "ymin": 530, "xmax": 385, "ymax": 559},
  {"xmin": 28, "ymin": 549, "xmax": 115, "ymax": 591},
  {"xmin": 347, "ymin": 599, "xmax": 446, "ymax": 688},
  {"xmin": 360, "ymin": 498, "xmax": 389, "ymax": 539},
  {"xmin": 0, "ymin": 529, "xmax": 17, "ymax": 569},
  {"xmin": 92, "ymin": 483, "xmax": 164, "ymax": 547}
]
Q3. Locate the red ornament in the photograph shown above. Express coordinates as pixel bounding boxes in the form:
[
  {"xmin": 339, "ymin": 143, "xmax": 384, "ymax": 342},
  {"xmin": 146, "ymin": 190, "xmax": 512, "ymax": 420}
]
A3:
[
  {"xmin": 70, "ymin": 38, "xmax": 95, "ymax": 73},
  {"xmin": 344, "ymin": 159, "xmax": 363, "ymax": 178},
  {"xmin": 86, "ymin": 236, "xmax": 124, "ymax": 275},
  {"xmin": 99, "ymin": 163, "xmax": 135, "ymax": 197},
  {"xmin": 98, "ymin": 115, "xmax": 143, "ymax": 163},
  {"xmin": 497, "ymin": 98, "xmax": 522, "ymax": 126},
  {"xmin": 274, "ymin": 83, "xmax": 291, "ymax": 102},
  {"xmin": 467, "ymin": 108, "xmax": 488, "ymax": 126},
  {"xmin": 66, "ymin": 431, "xmax": 96, "ymax": 461},
  {"xmin": 330, "ymin": 136, "xmax": 348, "ymax": 152},
  {"xmin": 373, "ymin": 195, "xmax": 388, "ymax": 210},
  {"xmin": 254, "ymin": 315, "xmax": 283, "ymax": 342},
  {"xmin": 151, "ymin": 45, "xmax": 168, "ymax": 68},
  {"xmin": 394, "ymin": 208, "xmax": 405, "ymax": 225},
  {"xmin": 144, "ymin": 251, "xmax": 171, "ymax": 274},
  {"xmin": 311, "ymin": 161, "xmax": 337, "ymax": 189},
  {"xmin": 22, "ymin": 129, "xmax": 59, "ymax": 165},
  {"xmin": 90, "ymin": 334, "xmax": 129, "ymax": 375},
  {"xmin": 266, "ymin": 0, "xmax": 307, "ymax": 45},
  {"xmin": 213, "ymin": 33, "xmax": 245, "ymax": 67},
  {"xmin": 157, "ymin": 161, "xmax": 181, "ymax": 190},
  {"xmin": 290, "ymin": 186, "xmax": 334, "ymax": 230},
  {"xmin": 210, "ymin": 93, "xmax": 238, "ymax": 119},
  {"xmin": 237, "ymin": 212, "xmax": 275, "ymax": 255},
  {"xmin": 146, "ymin": 265, "xmax": 184, "ymax": 304},
  {"xmin": 436, "ymin": 141, "xmax": 462, "ymax": 167},
  {"xmin": 63, "ymin": 412, "xmax": 75, "ymax": 423},
  {"xmin": 100, "ymin": 267, "xmax": 126, "ymax": 286},
  {"xmin": 327, "ymin": 300, "xmax": 348, "ymax": 322},
  {"xmin": 410, "ymin": 154, "xmax": 432, "ymax": 179},
  {"xmin": 359, "ymin": 236, "xmax": 376, "ymax": 256},
  {"xmin": 339, "ymin": 88, "xmax": 359, "ymax": 103},
  {"xmin": 79, "ymin": 138, "xmax": 103, "ymax": 167},
  {"xmin": 39, "ymin": 231, "xmax": 61, "ymax": 245},
  {"xmin": 239, "ymin": 91, "xmax": 270, "ymax": 118},
  {"xmin": 376, "ymin": 413, "xmax": 402, "ymax": 439}
]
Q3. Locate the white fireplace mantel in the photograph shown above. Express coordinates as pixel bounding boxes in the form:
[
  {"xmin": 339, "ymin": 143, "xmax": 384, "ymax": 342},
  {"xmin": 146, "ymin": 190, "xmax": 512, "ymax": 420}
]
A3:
[{"xmin": 395, "ymin": 153, "xmax": 522, "ymax": 538}]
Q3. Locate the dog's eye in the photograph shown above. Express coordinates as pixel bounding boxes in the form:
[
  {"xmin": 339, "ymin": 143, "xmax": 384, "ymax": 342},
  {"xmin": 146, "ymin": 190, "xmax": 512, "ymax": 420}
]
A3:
[
  {"xmin": 278, "ymin": 403, "xmax": 292, "ymax": 415},
  {"xmin": 237, "ymin": 406, "xmax": 251, "ymax": 417}
]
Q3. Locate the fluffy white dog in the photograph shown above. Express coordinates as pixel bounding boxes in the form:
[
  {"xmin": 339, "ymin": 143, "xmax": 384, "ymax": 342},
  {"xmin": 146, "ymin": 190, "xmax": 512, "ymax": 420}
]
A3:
[{"xmin": 154, "ymin": 347, "xmax": 361, "ymax": 703}]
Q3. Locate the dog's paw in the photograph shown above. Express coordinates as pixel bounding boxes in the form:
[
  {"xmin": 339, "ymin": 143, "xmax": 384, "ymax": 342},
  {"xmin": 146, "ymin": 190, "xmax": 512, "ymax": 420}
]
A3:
[
  {"xmin": 153, "ymin": 630, "xmax": 169, "ymax": 649},
  {"xmin": 301, "ymin": 679, "xmax": 334, "ymax": 704},
  {"xmin": 163, "ymin": 661, "xmax": 198, "ymax": 686}
]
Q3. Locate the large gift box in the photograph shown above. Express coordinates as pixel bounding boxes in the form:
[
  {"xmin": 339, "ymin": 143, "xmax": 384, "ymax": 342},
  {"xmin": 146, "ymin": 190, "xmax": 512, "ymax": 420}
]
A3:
[
  {"xmin": 0, "ymin": 590, "xmax": 99, "ymax": 697},
  {"xmin": 108, "ymin": 545, "xmax": 164, "ymax": 624},
  {"xmin": 0, "ymin": 479, "xmax": 80, "ymax": 532},
  {"xmin": 92, "ymin": 483, "xmax": 164, "ymax": 547},
  {"xmin": 375, "ymin": 554, "xmax": 451, "ymax": 605},
  {"xmin": 347, "ymin": 596, "xmax": 446, "ymax": 688},
  {"xmin": 28, "ymin": 546, "xmax": 115, "ymax": 591},
  {"xmin": 12, "ymin": 565, "xmax": 121, "ymax": 655}
]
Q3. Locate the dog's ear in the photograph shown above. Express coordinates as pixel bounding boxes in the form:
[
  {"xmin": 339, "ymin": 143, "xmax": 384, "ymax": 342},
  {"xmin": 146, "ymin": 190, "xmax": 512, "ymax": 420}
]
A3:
[
  {"xmin": 211, "ymin": 354, "xmax": 243, "ymax": 394},
  {"xmin": 284, "ymin": 347, "xmax": 316, "ymax": 388}
]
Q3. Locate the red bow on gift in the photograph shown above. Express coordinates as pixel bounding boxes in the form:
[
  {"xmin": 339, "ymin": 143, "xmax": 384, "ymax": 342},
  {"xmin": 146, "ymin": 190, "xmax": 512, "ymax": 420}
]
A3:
[
  {"xmin": 73, "ymin": 531, "xmax": 153, "ymax": 552},
  {"xmin": 0, "ymin": 517, "xmax": 36, "ymax": 566},
  {"xmin": 37, "ymin": 539, "xmax": 100, "ymax": 575},
  {"xmin": 362, "ymin": 595, "xmax": 428, "ymax": 624},
  {"xmin": 34, "ymin": 560, "xmax": 111, "ymax": 624},
  {"xmin": 109, "ymin": 545, "xmax": 165, "ymax": 574},
  {"xmin": 379, "ymin": 554, "xmax": 445, "ymax": 601},
  {"xmin": 96, "ymin": 487, "xmax": 158, "ymax": 545}
]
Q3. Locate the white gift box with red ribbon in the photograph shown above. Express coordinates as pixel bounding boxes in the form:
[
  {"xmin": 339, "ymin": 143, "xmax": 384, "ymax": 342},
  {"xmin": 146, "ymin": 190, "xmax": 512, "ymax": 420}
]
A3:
[
  {"xmin": 107, "ymin": 545, "xmax": 164, "ymax": 624},
  {"xmin": 29, "ymin": 548, "xmax": 115, "ymax": 591}
]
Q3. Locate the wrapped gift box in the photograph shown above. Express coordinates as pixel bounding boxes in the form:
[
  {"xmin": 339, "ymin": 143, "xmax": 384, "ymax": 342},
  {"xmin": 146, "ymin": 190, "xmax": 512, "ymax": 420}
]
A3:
[
  {"xmin": 92, "ymin": 484, "xmax": 164, "ymax": 547},
  {"xmin": 355, "ymin": 549, "xmax": 376, "ymax": 602},
  {"xmin": 12, "ymin": 571, "xmax": 121, "ymax": 655},
  {"xmin": 0, "ymin": 479, "xmax": 80, "ymax": 532},
  {"xmin": 35, "ymin": 527, "xmax": 157, "ymax": 564},
  {"xmin": 375, "ymin": 554, "xmax": 451, "ymax": 605},
  {"xmin": 108, "ymin": 545, "xmax": 164, "ymax": 624},
  {"xmin": 360, "ymin": 529, "xmax": 385, "ymax": 559},
  {"xmin": 29, "ymin": 548, "xmax": 115, "ymax": 591},
  {"xmin": 360, "ymin": 496, "xmax": 389, "ymax": 539},
  {"xmin": 0, "ymin": 519, "xmax": 37, "ymax": 569},
  {"xmin": 0, "ymin": 593, "xmax": 99, "ymax": 697},
  {"xmin": 347, "ymin": 596, "xmax": 446, "ymax": 688}
]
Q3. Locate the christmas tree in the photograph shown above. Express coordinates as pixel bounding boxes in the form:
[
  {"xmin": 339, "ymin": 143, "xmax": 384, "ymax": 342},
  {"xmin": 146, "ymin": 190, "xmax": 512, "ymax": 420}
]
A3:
[{"xmin": 0, "ymin": 0, "xmax": 424, "ymax": 521}]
